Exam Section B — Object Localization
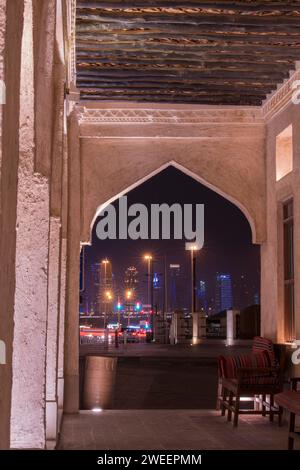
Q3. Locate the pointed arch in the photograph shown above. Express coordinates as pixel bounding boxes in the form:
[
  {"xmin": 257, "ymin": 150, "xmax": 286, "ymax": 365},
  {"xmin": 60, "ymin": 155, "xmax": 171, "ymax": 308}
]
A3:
[{"xmin": 87, "ymin": 160, "xmax": 257, "ymax": 246}]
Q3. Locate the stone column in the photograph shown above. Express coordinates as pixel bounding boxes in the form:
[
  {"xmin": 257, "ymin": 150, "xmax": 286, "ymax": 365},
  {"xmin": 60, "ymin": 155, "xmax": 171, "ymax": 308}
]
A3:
[
  {"xmin": 0, "ymin": 0, "xmax": 21, "ymax": 451},
  {"xmin": 261, "ymin": 124, "xmax": 279, "ymax": 342},
  {"xmin": 10, "ymin": 0, "xmax": 50, "ymax": 448},
  {"xmin": 57, "ymin": 134, "xmax": 69, "ymax": 426},
  {"xmin": 292, "ymin": 105, "xmax": 300, "ymax": 376},
  {"xmin": 45, "ymin": 217, "xmax": 61, "ymax": 448},
  {"xmin": 58, "ymin": 237, "xmax": 67, "ymax": 419},
  {"xmin": 64, "ymin": 109, "xmax": 81, "ymax": 413}
]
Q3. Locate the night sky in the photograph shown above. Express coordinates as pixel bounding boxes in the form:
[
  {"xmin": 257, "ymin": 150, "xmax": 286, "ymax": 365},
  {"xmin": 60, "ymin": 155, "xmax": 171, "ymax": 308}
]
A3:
[{"xmin": 84, "ymin": 166, "xmax": 260, "ymax": 311}]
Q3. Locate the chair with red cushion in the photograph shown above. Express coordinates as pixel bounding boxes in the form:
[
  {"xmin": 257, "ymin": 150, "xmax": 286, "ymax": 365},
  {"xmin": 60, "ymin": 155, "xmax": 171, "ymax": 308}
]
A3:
[{"xmin": 218, "ymin": 337, "xmax": 283, "ymax": 427}]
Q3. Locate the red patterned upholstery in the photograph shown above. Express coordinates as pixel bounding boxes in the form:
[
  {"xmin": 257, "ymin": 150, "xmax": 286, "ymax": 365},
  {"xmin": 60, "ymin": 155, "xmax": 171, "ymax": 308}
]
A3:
[
  {"xmin": 218, "ymin": 351, "xmax": 272, "ymax": 380},
  {"xmin": 218, "ymin": 337, "xmax": 282, "ymax": 427},
  {"xmin": 252, "ymin": 336, "xmax": 276, "ymax": 366}
]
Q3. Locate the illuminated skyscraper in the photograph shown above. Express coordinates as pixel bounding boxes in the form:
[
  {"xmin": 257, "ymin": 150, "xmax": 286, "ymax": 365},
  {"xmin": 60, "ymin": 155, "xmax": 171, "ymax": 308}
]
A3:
[
  {"xmin": 169, "ymin": 264, "xmax": 183, "ymax": 311},
  {"xmin": 124, "ymin": 266, "xmax": 138, "ymax": 314},
  {"xmin": 215, "ymin": 273, "xmax": 233, "ymax": 313},
  {"xmin": 198, "ymin": 280, "xmax": 207, "ymax": 312},
  {"xmin": 99, "ymin": 259, "xmax": 113, "ymax": 316},
  {"xmin": 90, "ymin": 261, "xmax": 101, "ymax": 314},
  {"xmin": 124, "ymin": 266, "xmax": 138, "ymax": 296}
]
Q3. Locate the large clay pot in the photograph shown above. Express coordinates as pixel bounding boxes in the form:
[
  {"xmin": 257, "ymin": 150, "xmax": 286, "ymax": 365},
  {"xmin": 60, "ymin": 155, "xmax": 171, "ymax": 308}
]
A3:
[{"xmin": 83, "ymin": 356, "xmax": 117, "ymax": 410}]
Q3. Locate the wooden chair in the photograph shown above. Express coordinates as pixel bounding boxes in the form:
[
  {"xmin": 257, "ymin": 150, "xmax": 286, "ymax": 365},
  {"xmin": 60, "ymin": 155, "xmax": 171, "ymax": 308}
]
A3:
[
  {"xmin": 218, "ymin": 337, "xmax": 284, "ymax": 427},
  {"xmin": 275, "ymin": 378, "xmax": 300, "ymax": 450}
]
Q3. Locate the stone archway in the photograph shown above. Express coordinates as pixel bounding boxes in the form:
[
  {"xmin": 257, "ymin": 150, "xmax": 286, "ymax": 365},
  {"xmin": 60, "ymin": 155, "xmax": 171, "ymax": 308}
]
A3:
[
  {"xmin": 88, "ymin": 160, "xmax": 257, "ymax": 246},
  {"xmin": 63, "ymin": 104, "xmax": 266, "ymax": 415}
]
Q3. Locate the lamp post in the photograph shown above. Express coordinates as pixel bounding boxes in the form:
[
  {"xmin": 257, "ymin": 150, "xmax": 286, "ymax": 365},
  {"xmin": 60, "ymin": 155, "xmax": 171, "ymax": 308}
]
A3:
[
  {"xmin": 144, "ymin": 254, "xmax": 154, "ymax": 337},
  {"xmin": 125, "ymin": 289, "xmax": 133, "ymax": 326},
  {"xmin": 187, "ymin": 245, "xmax": 200, "ymax": 344},
  {"xmin": 101, "ymin": 259, "xmax": 109, "ymax": 328},
  {"xmin": 105, "ymin": 289, "xmax": 113, "ymax": 329}
]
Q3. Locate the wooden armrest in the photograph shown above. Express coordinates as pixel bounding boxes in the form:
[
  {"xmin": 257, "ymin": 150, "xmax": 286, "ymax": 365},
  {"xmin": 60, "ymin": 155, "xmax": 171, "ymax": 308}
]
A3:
[{"xmin": 290, "ymin": 377, "xmax": 300, "ymax": 391}]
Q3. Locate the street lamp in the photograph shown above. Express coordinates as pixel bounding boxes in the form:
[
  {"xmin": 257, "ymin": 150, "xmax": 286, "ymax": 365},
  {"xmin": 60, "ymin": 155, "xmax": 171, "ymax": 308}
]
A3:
[
  {"xmin": 186, "ymin": 244, "xmax": 201, "ymax": 344},
  {"xmin": 125, "ymin": 289, "xmax": 133, "ymax": 300},
  {"xmin": 125, "ymin": 289, "xmax": 133, "ymax": 326},
  {"xmin": 144, "ymin": 254, "xmax": 153, "ymax": 307},
  {"xmin": 144, "ymin": 254, "xmax": 154, "ymax": 337},
  {"xmin": 105, "ymin": 290, "xmax": 113, "ymax": 301},
  {"xmin": 101, "ymin": 259, "xmax": 110, "ymax": 328}
]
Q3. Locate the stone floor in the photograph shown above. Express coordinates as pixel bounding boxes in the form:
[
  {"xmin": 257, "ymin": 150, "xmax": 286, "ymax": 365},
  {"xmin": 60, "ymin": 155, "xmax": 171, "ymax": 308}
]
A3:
[
  {"xmin": 113, "ymin": 357, "xmax": 217, "ymax": 409},
  {"xmin": 58, "ymin": 410, "xmax": 293, "ymax": 450},
  {"xmin": 79, "ymin": 340, "xmax": 253, "ymax": 359},
  {"xmin": 69, "ymin": 342, "xmax": 298, "ymax": 451}
]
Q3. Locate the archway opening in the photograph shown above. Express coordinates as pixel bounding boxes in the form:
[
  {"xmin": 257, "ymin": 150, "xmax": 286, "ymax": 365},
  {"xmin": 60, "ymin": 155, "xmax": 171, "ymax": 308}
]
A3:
[{"xmin": 78, "ymin": 165, "xmax": 260, "ymax": 412}]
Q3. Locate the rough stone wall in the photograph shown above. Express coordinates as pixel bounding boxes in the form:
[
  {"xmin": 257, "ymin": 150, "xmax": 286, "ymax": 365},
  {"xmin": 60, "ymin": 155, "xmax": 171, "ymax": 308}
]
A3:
[
  {"xmin": 0, "ymin": 0, "xmax": 23, "ymax": 450},
  {"xmin": 10, "ymin": 0, "xmax": 50, "ymax": 449},
  {"xmin": 2, "ymin": 0, "xmax": 67, "ymax": 449}
]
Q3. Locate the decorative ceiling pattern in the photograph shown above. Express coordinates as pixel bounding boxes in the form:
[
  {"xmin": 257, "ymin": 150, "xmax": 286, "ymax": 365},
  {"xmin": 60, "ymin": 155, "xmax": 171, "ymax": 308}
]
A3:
[{"xmin": 76, "ymin": 1, "xmax": 300, "ymax": 105}]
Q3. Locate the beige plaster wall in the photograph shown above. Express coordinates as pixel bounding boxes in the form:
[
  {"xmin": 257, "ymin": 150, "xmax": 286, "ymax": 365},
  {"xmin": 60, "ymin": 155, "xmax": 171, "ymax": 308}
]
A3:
[
  {"xmin": 262, "ymin": 100, "xmax": 300, "ymax": 349},
  {"xmin": 78, "ymin": 107, "xmax": 266, "ymax": 247}
]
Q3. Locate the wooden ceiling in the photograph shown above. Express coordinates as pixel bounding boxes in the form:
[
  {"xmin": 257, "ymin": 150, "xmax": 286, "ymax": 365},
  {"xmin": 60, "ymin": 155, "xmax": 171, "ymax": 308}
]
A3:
[{"xmin": 76, "ymin": 1, "xmax": 300, "ymax": 105}]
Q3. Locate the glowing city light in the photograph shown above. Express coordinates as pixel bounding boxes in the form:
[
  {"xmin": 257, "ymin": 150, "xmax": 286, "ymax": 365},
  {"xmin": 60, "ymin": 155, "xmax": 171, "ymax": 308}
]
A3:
[
  {"xmin": 105, "ymin": 290, "xmax": 113, "ymax": 300},
  {"xmin": 125, "ymin": 289, "xmax": 133, "ymax": 300}
]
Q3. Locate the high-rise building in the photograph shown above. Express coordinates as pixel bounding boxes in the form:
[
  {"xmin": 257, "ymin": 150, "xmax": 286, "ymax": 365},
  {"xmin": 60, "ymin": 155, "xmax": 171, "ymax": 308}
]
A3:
[
  {"xmin": 124, "ymin": 266, "xmax": 138, "ymax": 295},
  {"xmin": 198, "ymin": 280, "xmax": 207, "ymax": 312},
  {"xmin": 233, "ymin": 274, "xmax": 260, "ymax": 309},
  {"xmin": 90, "ymin": 261, "xmax": 101, "ymax": 314},
  {"xmin": 215, "ymin": 273, "xmax": 233, "ymax": 313},
  {"xmin": 124, "ymin": 266, "xmax": 138, "ymax": 313},
  {"xmin": 99, "ymin": 259, "xmax": 113, "ymax": 315},
  {"xmin": 169, "ymin": 264, "xmax": 182, "ymax": 312}
]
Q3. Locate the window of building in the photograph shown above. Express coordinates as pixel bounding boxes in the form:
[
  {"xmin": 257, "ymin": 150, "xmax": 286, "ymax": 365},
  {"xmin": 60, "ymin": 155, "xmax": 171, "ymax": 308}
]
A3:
[
  {"xmin": 283, "ymin": 199, "xmax": 295, "ymax": 342},
  {"xmin": 276, "ymin": 124, "xmax": 293, "ymax": 181}
]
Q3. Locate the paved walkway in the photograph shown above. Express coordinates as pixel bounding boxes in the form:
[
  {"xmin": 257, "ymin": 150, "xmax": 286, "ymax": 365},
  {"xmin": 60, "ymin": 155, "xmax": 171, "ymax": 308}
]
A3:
[
  {"xmin": 67, "ymin": 341, "xmax": 296, "ymax": 451},
  {"xmin": 58, "ymin": 410, "xmax": 292, "ymax": 450},
  {"xmin": 80, "ymin": 340, "xmax": 252, "ymax": 358}
]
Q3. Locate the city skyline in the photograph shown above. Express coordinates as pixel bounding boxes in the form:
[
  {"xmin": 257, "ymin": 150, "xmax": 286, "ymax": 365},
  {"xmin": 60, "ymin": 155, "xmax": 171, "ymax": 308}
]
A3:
[
  {"xmin": 82, "ymin": 167, "xmax": 260, "ymax": 316},
  {"xmin": 82, "ymin": 258, "xmax": 259, "ymax": 316}
]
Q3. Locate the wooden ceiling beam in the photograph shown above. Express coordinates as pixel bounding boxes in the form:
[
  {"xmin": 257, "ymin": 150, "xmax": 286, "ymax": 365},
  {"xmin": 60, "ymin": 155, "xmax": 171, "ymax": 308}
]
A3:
[
  {"xmin": 78, "ymin": 85, "xmax": 270, "ymax": 96},
  {"xmin": 75, "ymin": 39, "xmax": 300, "ymax": 55},
  {"xmin": 79, "ymin": 94, "xmax": 263, "ymax": 105},
  {"xmin": 77, "ymin": 13, "xmax": 300, "ymax": 28},
  {"xmin": 76, "ymin": 74, "xmax": 280, "ymax": 87},
  {"xmin": 76, "ymin": 32, "xmax": 300, "ymax": 46},
  {"xmin": 76, "ymin": 57, "xmax": 294, "ymax": 73},
  {"xmin": 76, "ymin": 1, "xmax": 300, "ymax": 12},
  {"xmin": 76, "ymin": 66, "xmax": 289, "ymax": 81},
  {"xmin": 76, "ymin": 1, "xmax": 299, "ymax": 105},
  {"xmin": 76, "ymin": 22, "xmax": 300, "ymax": 36},
  {"xmin": 76, "ymin": 50, "xmax": 298, "ymax": 64}
]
